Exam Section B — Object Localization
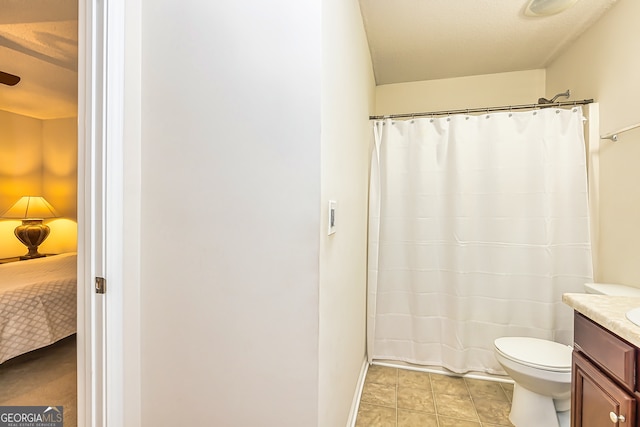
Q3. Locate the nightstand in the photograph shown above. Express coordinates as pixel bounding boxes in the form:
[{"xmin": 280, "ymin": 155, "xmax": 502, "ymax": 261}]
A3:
[{"xmin": 0, "ymin": 254, "xmax": 56, "ymax": 264}]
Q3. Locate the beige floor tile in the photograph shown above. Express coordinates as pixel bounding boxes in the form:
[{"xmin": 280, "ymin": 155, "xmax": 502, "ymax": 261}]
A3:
[
  {"xmin": 356, "ymin": 403, "xmax": 396, "ymax": 427},
  {"xmin": 397, "ymin": 409, "xmax": 438, "ymax": 427},
  {"xmin": 356, "ymin": 366, "xmax": 519, "ymax": 427},
  {"xmin": 366, "ymin": 365, "xmax": 399, "ymax": 386},
  {"xmin": 438, "ymin": 415, "xmax": 481, "ymax": 427},
  {"xmin": 465, "ymin": 378, "xmax": 509, "ymax": 401},
  {"xmin": 473, "ymin": 398, "xmax": 513, "ymax": 425},
  {"xmin": 430, "ymin": 373, "xmax": 470, "ymax": 397},
  {"xmin": 361, "ymin": 381, "xmax": 397, "ymax": 408},
  {"xmin": 397, "ymin": 387, "xmax": 435, "ymax": 413},
  {"xmin": 397, "ymin": 369, "xmax": 431, "ymax": 390},
  {"xmin": 500, "ymin": 382, "xmax": 514, "ymax": 402},
  {"xmin": 434, "ymin": 394, "xmax": 478, "ymax": 421}
]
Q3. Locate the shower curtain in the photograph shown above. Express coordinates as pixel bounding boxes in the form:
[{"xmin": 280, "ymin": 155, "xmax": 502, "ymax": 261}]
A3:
[{"xmin": 367, "ymin": 107, "xmax": 593, "ymax": 374}]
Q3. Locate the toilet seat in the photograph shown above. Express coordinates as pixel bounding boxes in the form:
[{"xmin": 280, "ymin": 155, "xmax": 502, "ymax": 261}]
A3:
[{"xmin": 494, "ymin": 337, "xmax": 572, "ymax": 372}]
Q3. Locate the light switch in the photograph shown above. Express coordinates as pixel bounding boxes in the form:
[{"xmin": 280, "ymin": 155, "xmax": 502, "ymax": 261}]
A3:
[{"xmin": 328, "ymin": 200, "xmax": 337, "ymax": 235}]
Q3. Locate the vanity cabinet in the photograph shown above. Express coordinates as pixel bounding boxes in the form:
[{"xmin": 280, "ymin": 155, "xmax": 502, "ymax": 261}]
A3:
[{"xmin": 572, "ymin": 312, "xmax": 638, "ymax": 426}]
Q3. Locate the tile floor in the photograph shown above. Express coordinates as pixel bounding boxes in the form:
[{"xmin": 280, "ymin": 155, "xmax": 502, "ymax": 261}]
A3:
[{"xmin": 356, "ymin": 364, "xmax": 515, "ymax": 427}]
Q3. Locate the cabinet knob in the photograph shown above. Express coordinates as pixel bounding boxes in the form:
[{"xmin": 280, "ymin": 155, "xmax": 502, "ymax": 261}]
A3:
[{"xmin": 610, "ymin": 411, "xmax": 626, "ymax": 423}]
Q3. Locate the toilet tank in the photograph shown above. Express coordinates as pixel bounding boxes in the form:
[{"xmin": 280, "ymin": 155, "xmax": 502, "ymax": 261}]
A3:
[{"xmin": 584, "ymin": 283, "xmax": 640, "ymax": 296}]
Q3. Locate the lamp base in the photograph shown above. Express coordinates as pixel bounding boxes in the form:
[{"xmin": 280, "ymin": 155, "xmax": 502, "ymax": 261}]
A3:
[{"xmin": 14, "ymin": 219, "xmax": 50, "ymax": 260}]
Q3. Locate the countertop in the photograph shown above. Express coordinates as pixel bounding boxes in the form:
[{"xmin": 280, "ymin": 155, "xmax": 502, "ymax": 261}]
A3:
[{"xmin": 563, "ymin": 293, "xmax": 640, "ymax": 347}]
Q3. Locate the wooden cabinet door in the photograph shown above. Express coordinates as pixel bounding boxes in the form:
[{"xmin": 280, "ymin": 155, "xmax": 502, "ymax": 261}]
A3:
[{"xmin": 572, "ymin": 352, "xmax": 635, "ymax": 427}]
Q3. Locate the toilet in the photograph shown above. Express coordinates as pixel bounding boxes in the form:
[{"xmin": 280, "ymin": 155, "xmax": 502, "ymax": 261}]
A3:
[
  {"xmin": 494, "ymin": 282, "xmax": 640, "ymax": 427},
  {"xmin": 494, "ymin": 337, "xmax": 572, "ymax": 427}
]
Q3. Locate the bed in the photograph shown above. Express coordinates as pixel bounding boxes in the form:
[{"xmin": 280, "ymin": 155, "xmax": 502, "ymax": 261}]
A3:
[{"xmin": 0, "ymin": 252, "xmax": 76, "ymax": 364}]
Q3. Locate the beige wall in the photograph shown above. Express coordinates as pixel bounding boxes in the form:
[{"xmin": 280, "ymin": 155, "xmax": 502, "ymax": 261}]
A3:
[
  {"xmin": 547, "ymin": 0, "xmax": 640, "ymax": 286},
  {"xmin": 133, "ymin": 1, "xmax": 377, "ymax": 424},
  {"xmin": 0, "ymin": 111, "xmax": 41, "ymax": 258},
  {"xmin": 0, "ymin": 111, "xmax": 77, "ymax": 258},
  {"xmin": 0, "ymin": 111, "xmax": 43, "ymax": 210},
  {"xmin": 319, "ymin": 0, "xmax": 375, "ymax": 425},
  {"xmin": 375, "ymin": 69, "xmax": 546, "ymax": 116},
  {"xmin": 139, "ymin": 1, "xmax": 321, "ymax": 425},
  {"xmin": 43, "ymin": 118, "xmax": 78, "ymax": 219}
]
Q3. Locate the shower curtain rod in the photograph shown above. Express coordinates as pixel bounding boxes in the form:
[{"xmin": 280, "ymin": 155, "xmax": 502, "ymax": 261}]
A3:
[{"xmin": 369, "ymin": 99, "xmax": 594, "ymax": 120}]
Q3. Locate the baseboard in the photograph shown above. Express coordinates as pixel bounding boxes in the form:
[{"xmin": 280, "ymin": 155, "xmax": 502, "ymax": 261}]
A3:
[
  {"xmin": 346, "ymin": 357, "xmax": 369, "ymax": 427},
  {"xmin": 371, "ymin": 359, "xmax": 514, "ymax": 384}
]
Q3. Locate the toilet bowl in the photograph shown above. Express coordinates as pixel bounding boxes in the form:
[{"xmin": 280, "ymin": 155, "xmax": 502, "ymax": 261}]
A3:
[{"xmin": 494, "ymin": 337, "xmax": 573, "ymax": 427}]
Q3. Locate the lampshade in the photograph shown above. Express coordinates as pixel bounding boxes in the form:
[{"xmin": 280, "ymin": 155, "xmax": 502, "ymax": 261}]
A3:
[
  {"xmin": 525, "ymin": 0, "xmax": 580, "ymax": 16},
  {"xmin": 1, "ymin": 196, "xmax": 59, "ymax": 219}
]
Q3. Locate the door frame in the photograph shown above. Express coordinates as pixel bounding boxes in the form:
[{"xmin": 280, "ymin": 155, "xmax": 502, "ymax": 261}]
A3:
[
  {"xmin": 77, "ymin": 0, "xmax": 106, "ymax": 423},
  {"xmin": 78, "ymin": 0, "xmax": 138, "ymax": 425}
]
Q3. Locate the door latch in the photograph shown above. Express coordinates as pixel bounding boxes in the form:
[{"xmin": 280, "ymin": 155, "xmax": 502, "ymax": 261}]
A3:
[{"xmin": 95, "ymin": 276, "xmax": 106, "ymax": 294}]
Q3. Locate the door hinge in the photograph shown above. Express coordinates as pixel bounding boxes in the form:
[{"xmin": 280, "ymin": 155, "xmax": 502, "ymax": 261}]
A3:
[{"xmin": 95, "ymin": 276, "xmax": 106, "ymax": 294}]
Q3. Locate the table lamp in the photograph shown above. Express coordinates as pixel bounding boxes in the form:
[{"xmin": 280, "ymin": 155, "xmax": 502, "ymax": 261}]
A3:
[{"xmin": 1, "ymin": 196, "xmax": 59, "ymax": 259}]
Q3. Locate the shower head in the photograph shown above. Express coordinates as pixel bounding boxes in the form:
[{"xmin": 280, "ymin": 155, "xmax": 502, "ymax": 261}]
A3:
[{"xmin": 538, "ymin": 89, "xmax": 570, "ymax": 104}]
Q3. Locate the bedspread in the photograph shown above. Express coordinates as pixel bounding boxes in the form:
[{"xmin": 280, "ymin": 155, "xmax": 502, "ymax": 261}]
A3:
[{"xmin": 0, "ymin": 253, "xmax": 77, "ymax": 363}]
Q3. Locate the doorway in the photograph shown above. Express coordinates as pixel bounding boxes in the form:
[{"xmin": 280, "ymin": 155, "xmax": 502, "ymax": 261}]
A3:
[{"xmin": 0, "ymin": 0, "xmax": 83, "ymax": 425}]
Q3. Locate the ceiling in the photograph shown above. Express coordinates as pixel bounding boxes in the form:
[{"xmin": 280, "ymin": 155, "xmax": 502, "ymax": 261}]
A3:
[
  {"xmin": 358, "ymin": 0, "xmax": 620, "ymax": 85},
  {"xmin": 0, "ymin": 0, "xmax": 77, "ymax": 120},
  {"xmin": 0, "ymin": 0, "xmax": 621, "ymax": 119}
]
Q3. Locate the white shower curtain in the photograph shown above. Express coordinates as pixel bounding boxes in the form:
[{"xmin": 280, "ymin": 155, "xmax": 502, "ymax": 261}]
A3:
[{"xmin": 367, "ymin": 107, "xmax": 593, "ymax": 374}]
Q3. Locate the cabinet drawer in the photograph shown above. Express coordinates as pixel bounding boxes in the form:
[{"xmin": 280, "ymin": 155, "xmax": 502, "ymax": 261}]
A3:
[{"xmin": 574, "ymin": 312, "xmax": 635, "ymax": 391}]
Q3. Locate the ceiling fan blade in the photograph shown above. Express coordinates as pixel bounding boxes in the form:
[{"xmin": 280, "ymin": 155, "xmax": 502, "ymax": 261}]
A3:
[{"xmin": 0, "ymin": 71, "xmax": 21, "ymax": 86}]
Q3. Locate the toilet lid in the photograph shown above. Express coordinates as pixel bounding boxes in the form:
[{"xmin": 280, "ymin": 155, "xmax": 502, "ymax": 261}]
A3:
[{"xmin": 494, "ymin": 337, "xmax": 572, "ymax": 372}]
